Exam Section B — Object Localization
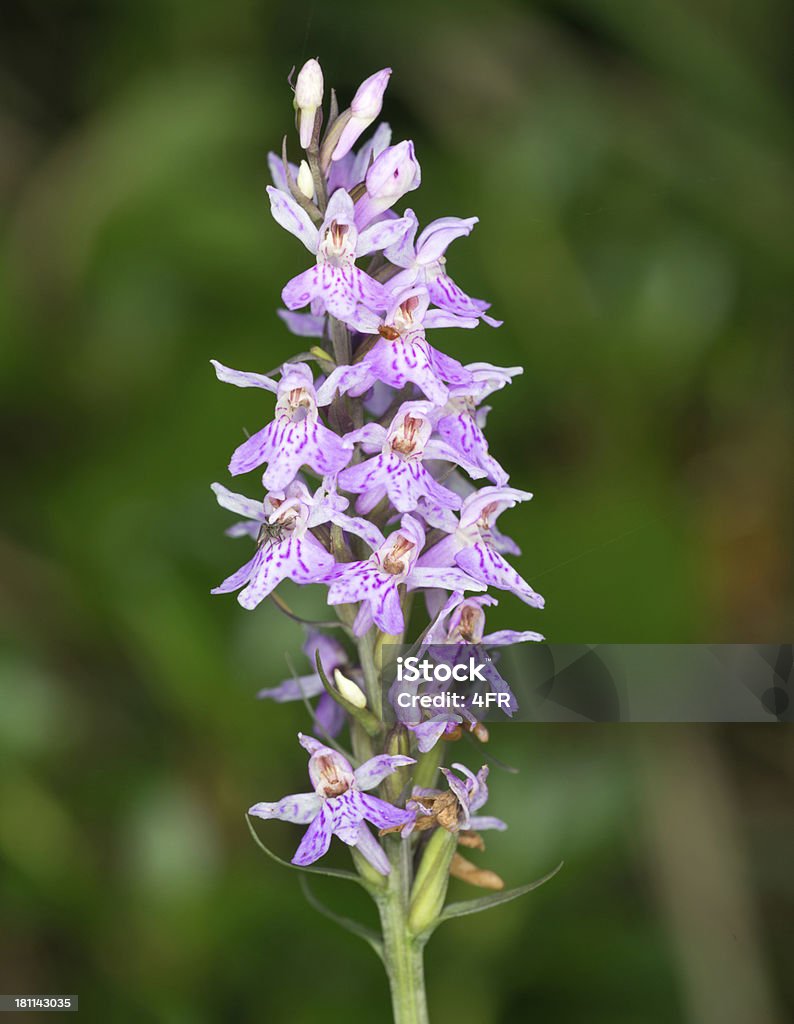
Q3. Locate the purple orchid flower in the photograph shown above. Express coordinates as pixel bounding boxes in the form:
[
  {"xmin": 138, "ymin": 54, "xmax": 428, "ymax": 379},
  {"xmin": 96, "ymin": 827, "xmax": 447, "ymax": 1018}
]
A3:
[
  {"xmin": 326, "ymin": 514, "xmax": 485, "ymax": 636},
  {"xmin": 396, "ymin": 591, "xmax": 542, "ymax": 753},
  {"xmin": 269, "ymin": 187, "xmax": 409, "ymax": 324},
  {"xmin": 257, "ymin": 630, "xmax": 360, "ymax": 737},
  {"xmin": 248, "ymin": 734, "xmax": 414, "ymax": 874},
  {"xmin": 211, "ymin": 360, "xmax": 352, "ymax": 487},
  {"xmin": 354, "ymin": 141, "xmax": 422, "ymax": 228},
  {"xmin": 418, "ymin": 486, "xmax": 545, "ymax": 608},
  {"xmin": 211, "ymin": 479, "xmax": 381, "ymax": 609},
  {"xmin": 435, "ymin": 363, "xmax": 523, "ymax": 486},
  {"xmin": 338, "ymin": 400, "xmax": 479, "ymax": 531},
  {"xmin": 384, "ymin": 210, "xmax": 502, "ymax": 327},
  {"xmin": 403, "ymin": 764, "xmax": 506, "ymax": 836},
  {"xmin": 424, "ymin": 591, "xmax": 544, "ymax": 647},
  {"xmin": 316, "ymin": 287, "xmax": 476, "ymax": 407}
]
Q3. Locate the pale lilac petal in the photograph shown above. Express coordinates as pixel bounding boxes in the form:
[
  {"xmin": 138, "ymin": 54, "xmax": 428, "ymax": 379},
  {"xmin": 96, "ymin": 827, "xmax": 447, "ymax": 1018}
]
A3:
[
  {"xmin": 324, "ymin": 188, "xmax": 356, "ymax": 226},
  {"xmin": 283, "ymin": 264, "xmax": 387, "ymax": 323},
  {"xmin": 416, "ymin": 216, "xmax": 478, "ymax": 263},
  {"xmin": 352, "ymin": 601, "xmax": 374, "ymax": 636},
  {"xmin": 364, "ymin": 336, "xmax": 448, "ymax": 404},
  {"xmin": 211, "ymin": 482, "xmax": 266, "ymax": 521},
  {"xmin": 353, "ymin": 483, "xmax": 387, "ymax": 517},
  {"xmin": 422, "ymin": 309, "xmax": 479, "ymax": 330},
  {"xmin": 355, "ymin": 792, "xmax": 414, "ymax": 831},
  {"xmin": 314, "ymin": 692, "xmax": 347, "ymax": 737},
  {"xmin": 491, "ymin": 523, "xmax": 521, "ymax": 557},
  {"xmin": 417, "ymin": 532, "xmax": 462, "ymax": 569},
  {"xmin": 241, "ymin": 420, "xmax": 351, "ymax": 488},
  {"xmin": 325, "ymin": 562, "xmax": 374, "ymax": 605},
  {"xmin": 356, "ymin": 214, "xmax": 414, "ymax": 257},
  {"xmin": 482, "ymin": 629, "xmax": 544, "ymax": 645},
  {"xmin": 235, "ymin": 549, "xmax": 286, "ymax": 608},
  {"xmin": 257, "ymin": 673, "xmax": 324, "ymax": 702},
  {"xmin": 337, "ymin": 455, "xmax": 384, "ymax": 495},
  {"xmin": 383, "ymin": 208, "xmax": 419, "ymax": 266},
  {"xmin": 429, "ymin": 348, "xmax": 473, "ymax": 387},
  {"xmin": 282, "ymin": 266, "xmax": 325, "ymax": 312},
  {"xmin": 315, "ymin": 362, "xmax": 375, "ymax": 405},
  {"xmin": 412, "ymin": 720, "xmax": 450, "ymax": 753},
  {"xmin": 285, "ymin": 534, "xmax": 336, "ymax": 585},
  {"xmin": 266, "ymin": 186, "xmax": 319, "ymax": 253},
  {"xmin": 248, "ymin": 792, "xmax": 322, "ymax": 824},
  {"xmin": 407, "ymin": 566, "xmax": 485, "ymax": 593},
  {"xmin": 277, "ymin": 309, "xmax": 327, "ymax": 338},
  {"xmin": 435, "ymin": 415, "xmax": 507, "ymax": 485},
  {"xmin": 298, "ymin": 733, "xmax": 326, "ymax": 755},
  {"xmin": 371, "ymin": 578, "xmax": 405, "ymax": 634},
  {"xmin": 211, "ymin": 359, "xmax": 277, "ymax": 392},
  {"xmin": 267, "ymin": 152, "xmax": 302, "ymax": 194},
  {"xmin": 292, "ymin": 803, "xmax": 334, "ymax": 866},
  {"xmin": 347, "ymin": 267, "xmax": 389, "ymax": 314},
  {"xmin": 354, "ymin": 754, "xmax": 415, "ymax": 791},
  {"xmin": 229, "ymin": 420, "xmax": 282, "ymax": 478},
  {"xmin": 428, "ymin": 272, "xmax": 501, "ymax": 326},
  {"xmin": 455, "ymin": 544, "xmax": 544, "ymax": 608},
  {"xmin": 469, "ymin": 815, "xmax": 508, "ymax": 832},
  {"xmin": 225, "ymin": 521, "xmax": 260, "ymax": 539},
  {"xmin": 343, "ymin": 422, "xmax": 387, "ymax": 449},
  {"xmin": 234, "ymin": 536, "xmax": 332, "ymax": 610},
  {"xmin": 353, "ymin": 822, "xmax": 391, "ymax": 875},
  {"xmin": 328, "ymin": 793, "xmax": 365, "ymax": 845},
  {"xmin": 328, "ymin": 510, "xmax": 384, "ymax": 550},
  {"xmin": 211, "ymin": 552, "xmax": 259, "ymax": 595}
]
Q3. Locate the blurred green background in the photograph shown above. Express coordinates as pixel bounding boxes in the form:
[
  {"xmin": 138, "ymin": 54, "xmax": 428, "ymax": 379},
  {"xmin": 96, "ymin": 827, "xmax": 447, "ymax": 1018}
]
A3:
[{"xmin": 1, "ymin": 1, "xmax": 792, "ymax": 1021}]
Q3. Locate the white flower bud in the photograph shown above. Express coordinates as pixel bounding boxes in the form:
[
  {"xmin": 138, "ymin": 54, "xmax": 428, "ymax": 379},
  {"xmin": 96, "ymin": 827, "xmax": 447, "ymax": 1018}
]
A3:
[
  {"xmin": 333, "ymin": 668, "xmax": 366, "ymax": 708},
  {"xmin": 294, "ymin": 59, "xmax": 323, "ymax": 149},
  {"xmin": 296, "ymin": 160, "xmax": 314, "ymax": 199}
]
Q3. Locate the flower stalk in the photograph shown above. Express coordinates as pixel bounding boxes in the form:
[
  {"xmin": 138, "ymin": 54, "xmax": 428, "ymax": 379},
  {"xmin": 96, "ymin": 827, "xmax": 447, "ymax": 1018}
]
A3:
[
  {"xmin": 378, "ymin": 839, "xmax": 430, "ymax": 1024},
  {"xmin": 210, "ymin": 58, "xmax": 556, "ymax": 1022}
]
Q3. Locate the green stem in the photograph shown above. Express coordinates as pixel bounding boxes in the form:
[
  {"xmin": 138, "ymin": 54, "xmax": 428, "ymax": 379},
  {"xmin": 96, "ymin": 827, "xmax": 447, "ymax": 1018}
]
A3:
[
  {"xmin": 377, "ymin": 840, "xmax": 429, "ymax": 1024},
  {"xmin": 358, "ymin": 629, "xmax": 382, "ymax": 715},
  {"xmin": 412, "ymin": 742, "xmax": 444, "ymax": 792},
  {"xmin": 329, "ymin": 315, "xmax": 352, "ymax": 367}
]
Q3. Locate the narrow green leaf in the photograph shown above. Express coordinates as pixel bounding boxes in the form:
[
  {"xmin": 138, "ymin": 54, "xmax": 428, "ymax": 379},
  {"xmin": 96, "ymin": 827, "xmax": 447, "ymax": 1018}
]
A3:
[
  {"xmin": 299, "ymin": 876, "xmax": 384, "ymax": 962},
  {"xmin": 438, "ymin": 862, "xmax": 564, "ymax": 924},
  {"xmin": 245, "ymin": 815, "xmax": 366, "ymax": 886}
]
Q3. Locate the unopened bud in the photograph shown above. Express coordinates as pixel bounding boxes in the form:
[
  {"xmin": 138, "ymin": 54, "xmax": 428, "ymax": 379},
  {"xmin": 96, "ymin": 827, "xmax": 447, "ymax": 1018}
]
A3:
[
  {"xmin": 296, "ymin": 160, "xmax": 314, "ymax": 199},
  {"xmin": 331, "ymin": 68, "xmax": 391, "ymax": 161},
  {"xmin": 408, "ymin": 826, "xmax": 456, "ymax": 935},
  {"xmin": 294, "ymin": 59, "xmax": 323, "ymax": 149},
  {"xmin": 333, "ymin": 668, "xmax": 366, "ymax": 708}
]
